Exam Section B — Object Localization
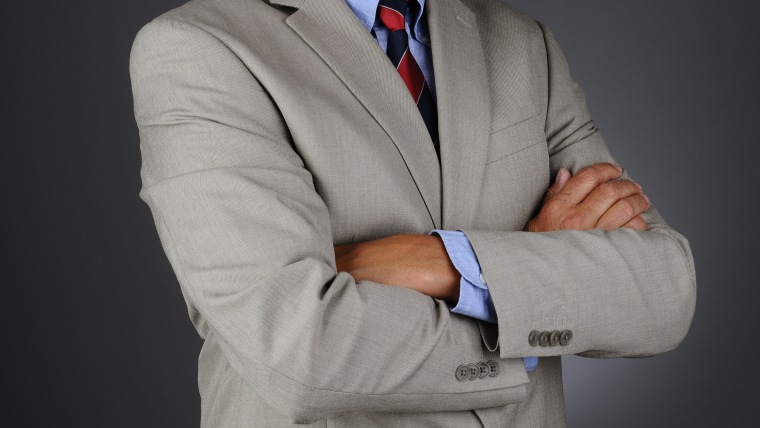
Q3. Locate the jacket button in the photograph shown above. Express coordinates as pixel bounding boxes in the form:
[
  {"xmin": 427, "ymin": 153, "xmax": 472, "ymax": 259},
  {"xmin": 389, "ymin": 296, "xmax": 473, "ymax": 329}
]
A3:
[
  {"xmin": 549, "ymin": 330, "xmax": 561, "ymax": 346},
  {"xmin": 468, "ymin": 364, "xmax": 480, "ymax": 380},
  {"xmin": 477, "ymin": 362, "xmax": 489, "ymax": 379},
  {"xmin": 560, "ymin": 330, "xmax": 573, "ymax": 346},
  {"xmin": 487, "ymin": 360, "xmax": 500, "ymax": 377},
  {"xmin": 528, "ymin": 330, "xmax": 541, "ymax": 347},
  {"xmin": 539, "ymin": 331, "xmax": 551, "ymax": 347},
  {"xmin": 455, "ymin": 365, "xmax": 470, "ymax": 381}
]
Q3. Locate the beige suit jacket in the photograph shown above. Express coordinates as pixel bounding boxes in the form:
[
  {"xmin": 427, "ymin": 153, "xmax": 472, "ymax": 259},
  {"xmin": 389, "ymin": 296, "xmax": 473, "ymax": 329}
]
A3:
[{"xmin": 129, "ymin": 0, "xmax": 697, "ymax": 426}]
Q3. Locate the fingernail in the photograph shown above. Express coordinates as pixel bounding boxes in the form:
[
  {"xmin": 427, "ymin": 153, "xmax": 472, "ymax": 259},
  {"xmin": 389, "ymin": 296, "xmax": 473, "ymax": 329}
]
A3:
[
  {"xmin": 613, "ymin": 164, "xmax": 623, "ymax": 173},
  {"xmin": 642, "ymin": 194, "xmax": 650, "ymax": 204},
  {"xmin": 635, "ymin": 182, "xmax": 643, "ymax": 191},
  {"xmin": 555, "ymin": 168, "xmax": 566, "ymax": 184}
]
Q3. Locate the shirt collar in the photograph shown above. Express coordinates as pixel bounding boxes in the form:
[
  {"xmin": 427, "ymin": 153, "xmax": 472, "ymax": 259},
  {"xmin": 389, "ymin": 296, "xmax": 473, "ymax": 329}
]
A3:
[{"xmin": 345, "ymin": 0, "xmax": 428, "ymax": 35}]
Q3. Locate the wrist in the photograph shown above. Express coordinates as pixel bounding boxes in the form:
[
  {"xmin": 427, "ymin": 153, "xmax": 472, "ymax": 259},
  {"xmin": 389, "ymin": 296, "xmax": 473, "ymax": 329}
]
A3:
[{"xmin": 429, "ymin": 235, "xmax": 461, "ymax": 305}]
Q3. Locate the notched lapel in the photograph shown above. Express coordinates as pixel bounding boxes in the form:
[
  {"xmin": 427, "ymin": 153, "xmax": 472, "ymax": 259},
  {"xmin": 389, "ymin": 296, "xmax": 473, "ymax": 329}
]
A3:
[
  {"xmin": 283, "ymin": 0, "xmax": 442, "ymax": 229},
  {"xmin": 428, "ymin": 0, "xmax": 491, "ymax": 230}
]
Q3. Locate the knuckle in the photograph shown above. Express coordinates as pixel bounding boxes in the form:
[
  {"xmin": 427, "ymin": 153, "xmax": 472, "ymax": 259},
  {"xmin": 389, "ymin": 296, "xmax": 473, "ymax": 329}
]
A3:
[
  {"xmin": 552, "ymin": 192, "xmax": 570, "ymax": 204},
  {"xmin": 552, "ymin": 194, "xmax": 568, "ymax": 205},
  {"xmin": 561, "ymin": 213, "xmax": 586, "ymax": 230},
  {"xmin": 578, "ymin": 167, "xmax": 602, "ymax": 184},
  {"xmin": 639, "ymin": 194, "xmax": 651, "ymax": 208},
  {"xmin": 597, "ymin": 182, "xmax": 620, "ymax": 199},
  {"xmin": 631, "ymin": 217, "xmax": 648, "ymax": 231},
  {"xmin": 618, "ymin": 199, "xmax": 636, "ymax": 218},
  {"xmin": 622, "ymin": 180, "xmax": 641, "ymax": 194}
]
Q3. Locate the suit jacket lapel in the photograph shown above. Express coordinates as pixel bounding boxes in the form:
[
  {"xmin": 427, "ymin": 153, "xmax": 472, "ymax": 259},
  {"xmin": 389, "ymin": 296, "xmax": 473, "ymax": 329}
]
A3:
[
  {"xmin": 276, "ymin": 0, "xmax": 442, "ymax": 229},
  {"xmin": 427, "ymin": 0, "xmax": 491, "ymax": 230}
]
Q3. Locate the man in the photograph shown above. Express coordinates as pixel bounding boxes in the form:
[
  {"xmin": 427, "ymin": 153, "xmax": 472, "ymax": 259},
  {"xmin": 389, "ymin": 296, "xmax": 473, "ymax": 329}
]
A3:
[{"xmin": 130, "ymin": 0, "xmax": 696, "ymax": 426}]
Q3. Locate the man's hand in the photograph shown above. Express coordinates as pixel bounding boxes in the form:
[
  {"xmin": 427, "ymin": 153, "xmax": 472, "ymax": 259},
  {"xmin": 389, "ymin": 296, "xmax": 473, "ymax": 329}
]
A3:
[
  {"xmin": 526, "ymin": 163, "xmax": 650, "ymax": 232},
  {"xmin": 334, "ymin": 235, "xmax": 461, "ymax": 305}
]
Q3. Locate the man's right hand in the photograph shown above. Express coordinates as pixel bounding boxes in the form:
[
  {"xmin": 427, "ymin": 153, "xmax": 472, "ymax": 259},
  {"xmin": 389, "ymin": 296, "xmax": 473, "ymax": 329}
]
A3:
[{"xmin": 525, "ymin": 163, "xmax": 650, "ymax": 233}]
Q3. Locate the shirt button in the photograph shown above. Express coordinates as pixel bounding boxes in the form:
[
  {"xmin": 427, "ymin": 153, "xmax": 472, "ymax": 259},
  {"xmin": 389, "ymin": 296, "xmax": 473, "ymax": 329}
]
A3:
[
  {"xmin": 455, "ymin": 364, "xmax": 470, "ymax": 381},
  {"xmin": 479, "ymin": 273, "xmax": 486, "ymax": 284}
]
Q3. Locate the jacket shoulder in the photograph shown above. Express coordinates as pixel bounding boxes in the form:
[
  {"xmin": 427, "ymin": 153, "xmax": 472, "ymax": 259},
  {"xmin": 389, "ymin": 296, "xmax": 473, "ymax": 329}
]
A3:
[
  {"xmin": 132, "ymin": 0, "xmax": 280, "ymax": 41},
  {"xmin": 465, "ymin": 0, "xmax": 545, "ymax": 40}
]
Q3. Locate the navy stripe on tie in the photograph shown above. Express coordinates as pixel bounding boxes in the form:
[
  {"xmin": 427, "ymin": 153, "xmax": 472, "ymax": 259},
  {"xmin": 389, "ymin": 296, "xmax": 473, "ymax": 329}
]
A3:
[{"xmin": 377, "ymin": 0, "xmax": 439, "ymax": 153}]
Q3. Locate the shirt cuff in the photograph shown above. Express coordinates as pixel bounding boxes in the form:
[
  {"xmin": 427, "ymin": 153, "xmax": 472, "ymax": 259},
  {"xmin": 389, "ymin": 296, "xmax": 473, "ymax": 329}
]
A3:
[
  {"xmin": 430, "ymin": 230, "xmax": 496, "ymax": 324},
  {"xmin": 430, "ymin": 230, "xmax": 538, "ymax": 373},
  {"xmin": 523, "ymin": 357, "xmax": 538, "ymax": 373}
]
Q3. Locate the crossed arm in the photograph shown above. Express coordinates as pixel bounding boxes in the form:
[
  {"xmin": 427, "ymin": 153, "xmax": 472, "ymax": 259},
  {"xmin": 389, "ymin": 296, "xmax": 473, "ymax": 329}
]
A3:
[
  {"xmin": 335, "ymin": 163, "xmax": 651, "ymax": 306},
  {"xmin": 132, "ymin": 16, "xmax": 694, "ymax": 422}
]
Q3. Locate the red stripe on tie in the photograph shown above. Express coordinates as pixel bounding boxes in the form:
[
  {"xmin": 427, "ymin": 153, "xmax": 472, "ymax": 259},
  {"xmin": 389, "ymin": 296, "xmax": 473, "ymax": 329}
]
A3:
[
  {"xmin": 397, "ymin": 49, "xmax": 425, "ymax": 103},
  {"xmin": 378, "ymin": 6, "xmax": 406, "ymax": 31}
]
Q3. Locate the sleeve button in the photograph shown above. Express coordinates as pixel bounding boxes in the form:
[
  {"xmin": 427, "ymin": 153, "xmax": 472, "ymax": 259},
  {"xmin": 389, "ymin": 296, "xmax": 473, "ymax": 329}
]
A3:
[
  {"xmin": 549, "ymin": 330, "xmax": 561, "ymax": 346},
  {"xmin": 468, "ymin": 364, "xmax": 480, "ymax": 380},
  {"xmin": 528, "ymin": 330, "xmax": 541, "ymax": 347},
  {"xmin": 539, "ymin": 331, "xmax": 551, "ymax": 347},
  {"xmin": 560, "ymin": 330, "xmax": 573, "ymax": 346},
  {"xmin": 487, "ymin": 360, "xmax": 500, "ymax": 377},
  {"xmin": 455, "ymin": 364, "xmax": 470, "ymax": 381},
  {"xmin": 477, "ymin": 362, "xmax": 489, "ymax": 379}
]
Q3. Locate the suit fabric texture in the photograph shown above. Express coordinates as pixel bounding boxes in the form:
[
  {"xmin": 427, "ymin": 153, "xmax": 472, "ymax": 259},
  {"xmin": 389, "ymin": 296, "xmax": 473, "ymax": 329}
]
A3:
[{"xmin": 129, "ymin": 0, "xmax": 697, "ymax": 426}]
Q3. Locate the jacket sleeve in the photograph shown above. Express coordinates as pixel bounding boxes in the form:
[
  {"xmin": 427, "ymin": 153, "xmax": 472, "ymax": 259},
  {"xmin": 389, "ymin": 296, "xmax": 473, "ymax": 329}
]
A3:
[
  {"xmin": 463, "ymin": 23, "xmax": 696, "ymax": 361},
  {"xmin": 130, "ymin": 17, "xmax": 530, "ymax": 423}
]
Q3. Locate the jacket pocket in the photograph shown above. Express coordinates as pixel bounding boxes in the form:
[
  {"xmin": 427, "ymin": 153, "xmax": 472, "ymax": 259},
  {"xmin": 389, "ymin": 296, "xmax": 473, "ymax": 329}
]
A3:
[{"xmin": 486, "ymin": 112, "xmax": 546, "ymax": 165}]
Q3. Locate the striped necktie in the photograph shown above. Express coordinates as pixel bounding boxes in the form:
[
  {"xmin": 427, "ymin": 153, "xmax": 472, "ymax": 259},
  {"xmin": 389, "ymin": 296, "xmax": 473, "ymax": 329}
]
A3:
[{"xmin": 377, "ymin": 0, "xmax": 439, "ymax": 153}]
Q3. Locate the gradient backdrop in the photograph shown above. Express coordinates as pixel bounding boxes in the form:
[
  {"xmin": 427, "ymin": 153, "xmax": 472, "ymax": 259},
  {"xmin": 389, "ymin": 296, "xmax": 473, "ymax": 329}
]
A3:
[{"xmin": 6, "ymin": 0, "xmax": 758, "ymax": 426}]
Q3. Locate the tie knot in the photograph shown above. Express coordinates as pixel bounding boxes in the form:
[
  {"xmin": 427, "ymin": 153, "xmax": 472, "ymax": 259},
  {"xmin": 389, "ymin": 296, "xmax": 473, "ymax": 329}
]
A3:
[{"xmin": 377, "ymin": 0, "xmax": 410, "ymax": 32}]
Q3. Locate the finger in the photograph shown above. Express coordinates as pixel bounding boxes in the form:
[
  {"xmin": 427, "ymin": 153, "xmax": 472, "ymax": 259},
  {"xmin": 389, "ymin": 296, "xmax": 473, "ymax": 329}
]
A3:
[
  {"xmin": 558, "ymin": 163, "xmax": 624, "ymax": 206},
  {"xmin": 622, "ymin": 215, "xmax": 648, "ymax": 231},
  {"xmin": 556, "ymin": 168, "xmax": 571, "ymax": 190},
  {"xmin": 595, "ymin": 194, "xmax": 651, "ymax": 231},
  {"xmin": 544, "ymin": 168, "xmax": 571, "ymax": 201},
  {"xmin": 577, "ymin": 179, "xmax": 643, "ymax": 224}
]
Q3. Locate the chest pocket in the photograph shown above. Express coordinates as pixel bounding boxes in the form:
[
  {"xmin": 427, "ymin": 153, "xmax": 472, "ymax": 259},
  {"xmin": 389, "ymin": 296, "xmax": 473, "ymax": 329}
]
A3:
[
  {"xmin": 475, "ymin": 111, "xmax": 550, "ymax": 231},
  {"xmin": 486, "ymin": 112, "xmax": 546, "ymax": 165}
]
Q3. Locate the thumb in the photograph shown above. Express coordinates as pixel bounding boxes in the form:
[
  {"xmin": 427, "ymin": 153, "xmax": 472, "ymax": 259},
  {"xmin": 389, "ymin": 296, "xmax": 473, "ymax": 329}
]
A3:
[{"xmin": 545, "ymin": 168, "xmax": 570, "ymax": 201}]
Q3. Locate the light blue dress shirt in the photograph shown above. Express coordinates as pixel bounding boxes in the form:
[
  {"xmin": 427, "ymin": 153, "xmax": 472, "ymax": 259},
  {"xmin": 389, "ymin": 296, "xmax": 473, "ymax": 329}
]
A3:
[{"xmin": 344, "ymin": 0, "xmax": 537, "ymax": 373}]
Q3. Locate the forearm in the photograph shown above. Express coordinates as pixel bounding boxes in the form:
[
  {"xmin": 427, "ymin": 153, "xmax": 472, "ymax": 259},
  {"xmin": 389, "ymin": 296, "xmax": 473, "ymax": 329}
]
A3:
[
  {"xmin": 465, "ymin": 205, "xmax": 695, "ymax": 359},
  {"xmin": 336, "ymin": 198, "xmax": 694, "ymax": 358},
  {"xmin": 334, "ymin": 234, "xmax": 461, "ymax": 305}
]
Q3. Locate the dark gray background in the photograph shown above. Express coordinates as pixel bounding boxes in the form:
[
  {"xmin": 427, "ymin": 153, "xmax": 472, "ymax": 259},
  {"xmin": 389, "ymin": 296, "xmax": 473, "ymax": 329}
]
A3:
[{"xmin": 6, "ymin": 0, "xmax": 758, "ymax": 426}]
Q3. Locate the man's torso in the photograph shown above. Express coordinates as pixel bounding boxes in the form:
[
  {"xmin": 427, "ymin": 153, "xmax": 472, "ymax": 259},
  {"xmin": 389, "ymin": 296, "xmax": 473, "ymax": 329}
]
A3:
[{"xmin": 138, "ymin": 0, "xmax": 565, "ymax": 426}]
